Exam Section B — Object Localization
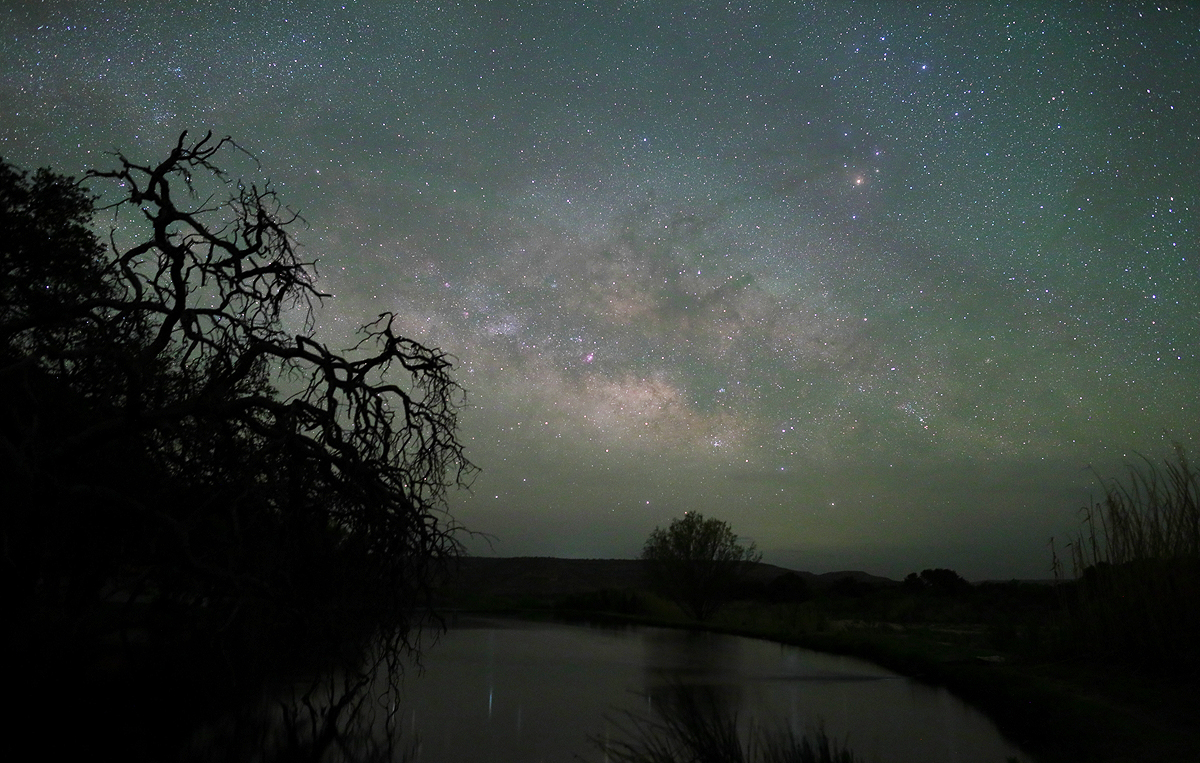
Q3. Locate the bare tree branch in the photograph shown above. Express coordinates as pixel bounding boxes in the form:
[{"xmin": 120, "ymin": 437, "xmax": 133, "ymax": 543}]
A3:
[{"xmin": 3, "ymin": 132, "xmax": 476, "ymax": 662}]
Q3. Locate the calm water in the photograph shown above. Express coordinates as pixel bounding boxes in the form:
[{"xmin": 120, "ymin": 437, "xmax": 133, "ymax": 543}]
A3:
[{"xmin": 395, "ymin": 616, "xmax": 1030, "ymax": 763}]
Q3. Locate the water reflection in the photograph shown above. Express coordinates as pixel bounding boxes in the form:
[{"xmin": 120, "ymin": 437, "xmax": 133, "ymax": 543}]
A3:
[
  {"xmin": 391, "ymin": 617, "xmax": 1028, "ymax": 763},
  {"xmin": 596, "ymin": 681, "xmax": 862, "ymax": 763},
  {"xmin": 177, "ymin": 617, "xmax": 1028, "ymax": 761},
  {"xmin": 641, "ymin": 628, "xmax": 747, "ymax": 733},
  {"xmin": 182, "ymin": 639, "xmax": 417, "ymax": 762},
  {"xmin": 601, "ymin": 681, "xmax": 747, "ymax": 763}
]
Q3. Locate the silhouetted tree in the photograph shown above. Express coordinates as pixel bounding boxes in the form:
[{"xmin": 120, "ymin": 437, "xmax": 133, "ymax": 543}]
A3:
[
  {"xmin": 1, "ymin": 132, "xmax": 475, "ymax": 678},
  {"xmin": 766, "ymin": 571, "xmax": 813, "ymax": 603},
  {"xmin": 902, "ymin": 572, "xmax": 926, "ymax": 593},
  {"xmin": 920, "ymin": 568, "xmax": 971, "ymax": 595},
  {"xmin": 902, "ymin": 569, "xmax": 971, "ymax": 595},
  {"xmin": 641, "ymin": 512, "xmax": 761, "ymax": 621}
]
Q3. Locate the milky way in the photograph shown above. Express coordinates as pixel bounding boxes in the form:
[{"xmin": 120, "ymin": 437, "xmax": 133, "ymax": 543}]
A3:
[{"xmin": 2, "ymin": 2, "xmax": 1196, "ymax": 577}]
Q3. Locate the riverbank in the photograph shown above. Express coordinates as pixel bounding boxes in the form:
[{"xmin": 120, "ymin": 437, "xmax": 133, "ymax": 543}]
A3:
[
  {"xmin": 442, "ymin": 557, "xmax": 1200, "ymax": 762},
  {"xmin": 716, "ymin": 615, "xmax": 1200, "ymax": 763},
  {"xmin": 456, "ymin": 600, "xmax": 1200, "ymax": 763}
]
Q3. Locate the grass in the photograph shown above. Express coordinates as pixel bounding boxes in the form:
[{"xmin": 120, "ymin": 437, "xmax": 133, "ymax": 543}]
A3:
[
  {"xmin": 591, "ymin": 682, "xmax": 861, "ymax": 763},
  {"xmin": 1053, "ymin": 443, "xmax": 1200, "ymax": 676},
  {"xmin": 448, "ymin": 447, "xmax": 1200, "ymax": 761},
  {"xmin": 468, "ymin": 581, "xmax": 1200, "ymax": 762}
]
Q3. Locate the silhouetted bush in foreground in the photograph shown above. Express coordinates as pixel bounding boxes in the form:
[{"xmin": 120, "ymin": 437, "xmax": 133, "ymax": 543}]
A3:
[
  {"xmin": 1054, "ymin": 444, "xmax": 1200, "ymax": 675},
  {"xmin": 592, "ymin": 683, "xmax": 860, "ymax": 763}
]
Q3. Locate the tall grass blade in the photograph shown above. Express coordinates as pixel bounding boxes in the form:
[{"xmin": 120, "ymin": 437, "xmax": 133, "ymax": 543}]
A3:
[
  {"xmin": 1059, "ymin": 444, "xmax": 1200, "ymax": 675},
  {"xmin": 591, "ymin": 683, "xmax": 861, "ymax": 763}
]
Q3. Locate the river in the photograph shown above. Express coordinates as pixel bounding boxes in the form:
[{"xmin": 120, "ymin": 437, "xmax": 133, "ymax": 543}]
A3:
[{"xmin": 389, "ymin": 616, "xmax": 1029, "ymax": 762}]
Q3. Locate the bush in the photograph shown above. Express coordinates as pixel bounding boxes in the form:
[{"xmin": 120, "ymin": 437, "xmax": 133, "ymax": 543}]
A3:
[
  {"xmin": 592, "ymin": 682, "xmax": 861, "ymax": 763},
  {"xmin": 1054, "ymin": 444, "xmax": 1200, "ymax": 674}
]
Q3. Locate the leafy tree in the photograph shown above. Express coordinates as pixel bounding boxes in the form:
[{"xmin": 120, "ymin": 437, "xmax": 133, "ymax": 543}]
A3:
[
  {"xmin": 641, "ymin": 512, "xmax": 761, "ymax": 621},
  {"xmin": 903, "ymin": 568, "xmax": 971, "ymax": 596},
  {"xmin": 766, "ymin": 571, "xmax": 813, "ymax": 603},
  {"xmin": 1, "ymin": 132, "xmax": 475, "ymax": 674}
]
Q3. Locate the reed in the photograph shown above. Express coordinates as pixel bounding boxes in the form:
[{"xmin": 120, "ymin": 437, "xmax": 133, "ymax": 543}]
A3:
[
  {"xmin": 1055, "ymin": 443, "xmax": 1200, "ymax": 674},
  {"xmin": 592, "ymin": 684, "xmax": 860, "ymax": 763}
]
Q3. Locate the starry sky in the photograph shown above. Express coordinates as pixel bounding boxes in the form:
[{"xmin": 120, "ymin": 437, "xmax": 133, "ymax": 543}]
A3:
[{"xmin": 2, "ymin": 2, "xmax": 1196, "ymax": 579}]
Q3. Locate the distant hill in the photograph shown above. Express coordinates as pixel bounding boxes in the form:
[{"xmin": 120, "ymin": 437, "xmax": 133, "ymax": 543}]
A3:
[{"xmin": 444, "ymin": 557, "xmax": 897, "ymax": 601}]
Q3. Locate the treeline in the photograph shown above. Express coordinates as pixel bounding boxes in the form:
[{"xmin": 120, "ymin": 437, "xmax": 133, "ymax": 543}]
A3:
[
  {"xmin": 552, "ymin": 568, "xmax": 1061, "ymax": 650},
  {"xmin": 550, "ymin": 443, "xmax": 1200, "ymax": 677}
]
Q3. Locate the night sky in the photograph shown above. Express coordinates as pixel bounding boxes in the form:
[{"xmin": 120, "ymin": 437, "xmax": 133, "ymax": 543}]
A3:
[{"xmin": 2, "ymin": 2, "xmax": 1196, "ymax": 579}]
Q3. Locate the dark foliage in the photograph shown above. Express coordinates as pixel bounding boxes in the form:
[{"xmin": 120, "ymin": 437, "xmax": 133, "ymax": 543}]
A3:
[
  {"xmin": 592, "ymin": 682, "xmax": 861, "ymax": 763},
  {"xmin": 1, "ymin": 134, "xmax": 474, "ymax": 753},
  {"xmin": 765, "ymin": 571, "xmax": 813, "ymax": 603},
  {"xmin": 642, "ymin": 512, "xmax": 762, "ymax": 621},
  {"xmin": 903, "ymin": 568, "xmax": 972, "ymax": 596},
  {"xmin": 1054, "ymin": 444, "xmax": 1200, "ymax": 675},
  {"xmin": 826, "ymin": 576, "xmax": 878, "ymax": 599},
  {"xmin": 556, "ymin": 588, "xmax": 646, "ymax": 616},
  {"xmin": 901, "ymin": 572, "xmax": 924, "ymax": 593},
  {"xmin": 730, "ymin": 577, "xmax": 769, "ymax": 601}
]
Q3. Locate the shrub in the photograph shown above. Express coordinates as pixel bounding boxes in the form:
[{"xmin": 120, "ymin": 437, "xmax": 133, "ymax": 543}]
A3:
[{"xmin": 1054, "ymin": 444, "xmax": 1200, "ymax": 674}]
